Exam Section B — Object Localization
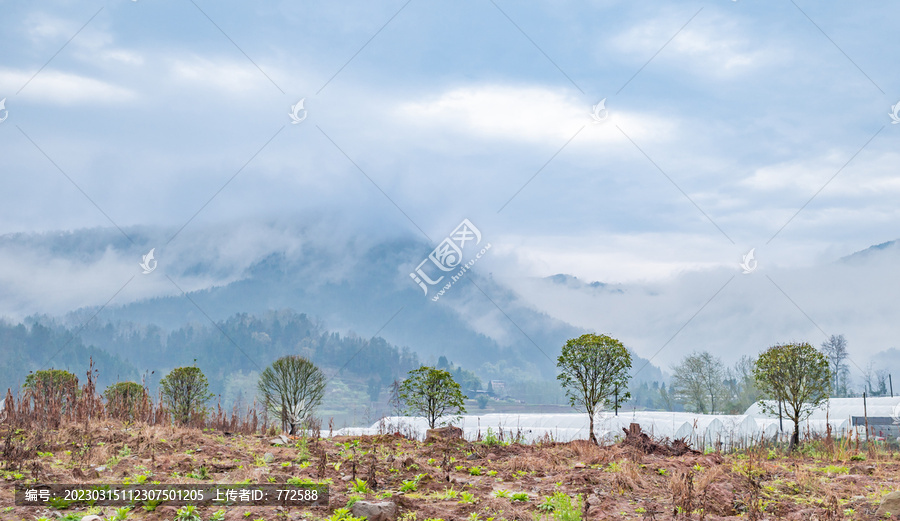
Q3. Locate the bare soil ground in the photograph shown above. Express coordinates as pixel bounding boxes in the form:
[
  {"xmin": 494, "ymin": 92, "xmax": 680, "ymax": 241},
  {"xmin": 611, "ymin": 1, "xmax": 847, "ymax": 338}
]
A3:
[{"xmin": 2, "ymin": 422, "xmax": 899, "ymax": 521}]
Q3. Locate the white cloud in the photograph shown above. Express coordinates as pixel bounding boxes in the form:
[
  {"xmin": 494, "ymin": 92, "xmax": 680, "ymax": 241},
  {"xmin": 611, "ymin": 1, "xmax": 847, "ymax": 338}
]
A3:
[
  {"xmin": 611, "ymin": 12, "xmax": 776, "ymax": 78},
  {"xmin": 741, "ymin": 151, "xmax": 900, "ymax": 196},
  {"xmin": 24, "ymin": 14, "xmax": 76, "ymax": 44},
  {"xmin": 495, "ymin": 231, "xmax": 738, "ymax": 283},
  {"xmin": 0, "ymin": 68, "xmax": 136, "ymax": 104},
  {"xmin": 507, "ymin": 240, "xmax": 900, "ymax": 370},
  {"xmin": 396, "ymin": 84, "xmax": 676, "ymax": 145},
  {"xmin": 169, "ymin": 56, "xmax": 280, "ymax": 95}
]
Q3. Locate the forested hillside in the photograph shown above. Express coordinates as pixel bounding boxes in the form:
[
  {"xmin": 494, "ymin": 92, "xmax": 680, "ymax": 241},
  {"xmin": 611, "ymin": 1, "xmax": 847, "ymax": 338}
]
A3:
[{"xmin": 0, "ymin": 310, "xmax": 420, "ymax": 413}]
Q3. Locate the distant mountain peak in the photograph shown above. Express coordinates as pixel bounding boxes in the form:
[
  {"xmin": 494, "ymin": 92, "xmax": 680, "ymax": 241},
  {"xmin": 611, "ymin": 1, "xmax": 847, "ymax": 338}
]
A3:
[{"xmin": 839, "ymin": 239, "xmax": 899, "ymax": 264}]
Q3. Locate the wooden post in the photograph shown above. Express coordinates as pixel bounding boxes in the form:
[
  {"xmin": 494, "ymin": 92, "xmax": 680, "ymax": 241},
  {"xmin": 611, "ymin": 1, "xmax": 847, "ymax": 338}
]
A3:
[{"xmin": 863, "ymin": 391, "xmax": 869, "ymax": 444}]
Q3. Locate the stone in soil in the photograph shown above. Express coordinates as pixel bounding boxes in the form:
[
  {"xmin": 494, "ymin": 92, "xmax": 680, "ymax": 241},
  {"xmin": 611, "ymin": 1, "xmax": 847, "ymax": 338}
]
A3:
[
  {"xmin": 876, "ymin": 491, "xmax": 900, "ymax": 518},
  {"xmin": 350, "ymin": 500, "xmax": 398, "ymax": 521}
]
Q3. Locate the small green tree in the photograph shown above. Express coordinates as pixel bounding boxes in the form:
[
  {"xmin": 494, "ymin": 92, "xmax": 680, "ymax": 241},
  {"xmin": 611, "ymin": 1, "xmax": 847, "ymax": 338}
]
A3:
[
  {"xmin": 24, "ymin": 369, "xmax": 79, "ymax": 412},
  {"xmin": 753, "ymin": 342, "xmax": 832, "ymax": 450},
  {"xmin": 104, "ymin": 382, "xmax": 147, "ymax": 421},
  {"xmin": 257, "ymin": 355, "xmax": 326, "ymax": 435},
  {"xmin": 398, "ymin": 366, "xmax": 467, "ymax": 429},
  {"xmin": 159, "ymin": 366, "xmax": 214, "ymax": 425},
  {"xmin": 556, "ymin": 333, "xmax": 632, "ymax": 444}
]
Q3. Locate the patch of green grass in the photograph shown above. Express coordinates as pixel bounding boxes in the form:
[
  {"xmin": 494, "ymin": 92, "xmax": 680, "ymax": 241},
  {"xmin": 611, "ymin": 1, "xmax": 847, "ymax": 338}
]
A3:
[
  {"xmin": 400, "ymin": 474, "xmax": 427, "ymax": 493},
  {"xmin": 326, "ymin": 508, "xmax": 366, "ymax": 521},
  {"xmin": 511, "ymin": 492, "xmax": 529, "ymax": 502},
  {"xmin": 432, "ymin": 486, "xmax": 459, "ymax": 500},
  {"xmin": 469, "ymin": 466, "xmax": 482, "ymax": 476},
  {"xmin": 536, "ymin": 491, "xmax": 583, "ymax": 521},
  {"xmin": 48, "ymin": 496, "xmax": 74, "ymax": 510},
  {"xmin": 186, "ymin": 466, "xmax": 210, "ymax": 480},
  {"xmin": 286, "ymin": 476, "xmax": 331, "ymax": 486},
  {"xmin": 141, "ymin": 499, "xmax": 162, "ymax": 512},
  {"xmin": 458, "ymin": 491, "xmax": 477, "ymax": 504},
  {"xmin": 349, "ymin": 478, "xmax": 371, "ymax": 494},
  {"xmin": 604, "ymin": 461, "xmax": 622, "ymax": 473},
  {"xmin": 481, "ymin": 427, "xmax": 507, "ymax": 447}
]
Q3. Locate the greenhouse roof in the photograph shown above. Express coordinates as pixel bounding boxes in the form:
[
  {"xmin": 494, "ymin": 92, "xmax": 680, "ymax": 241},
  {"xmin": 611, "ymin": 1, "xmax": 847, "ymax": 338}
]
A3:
[{"xmin": 743, "ymin": 396, "xmax": 900, "ymax": 422}]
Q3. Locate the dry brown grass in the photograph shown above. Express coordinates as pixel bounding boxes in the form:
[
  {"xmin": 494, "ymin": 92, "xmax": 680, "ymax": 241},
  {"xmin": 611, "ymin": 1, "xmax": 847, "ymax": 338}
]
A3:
[{"xmin": 3, "ymin": 358, "xmax": 265, "ymax": 437}]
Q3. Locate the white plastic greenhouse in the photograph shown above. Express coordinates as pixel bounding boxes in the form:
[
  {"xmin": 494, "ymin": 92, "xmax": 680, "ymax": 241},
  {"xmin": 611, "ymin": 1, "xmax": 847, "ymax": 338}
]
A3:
[{"xmin": 334, "ymin": 397, "xmax": 900, "ymax": 448}]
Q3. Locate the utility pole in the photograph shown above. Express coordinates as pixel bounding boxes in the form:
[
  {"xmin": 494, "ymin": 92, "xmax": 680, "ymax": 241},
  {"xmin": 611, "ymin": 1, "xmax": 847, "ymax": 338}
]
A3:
[{"xmin": 890, "ymin": 374, "xmax": 894, "ymax": 398}]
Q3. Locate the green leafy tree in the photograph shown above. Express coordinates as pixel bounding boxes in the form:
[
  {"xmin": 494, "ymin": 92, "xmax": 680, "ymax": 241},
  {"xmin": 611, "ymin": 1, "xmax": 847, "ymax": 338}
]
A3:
[
  {"xmin": 159, "ymin": 366, "xmax": 214, "ymax": 425},
  {"xmin": 556, "ymin": 333, "xmax": 632, "ymax": 444},
  {"xmin": 753, "ymin": 342, "xmax": 832, "ymax": 450},
  {"xmin": 257, "ymin": 355, "xmax": 326, "ymax": 435},
  {"xmin": 104, "ymin": 381, "xmax": 147, "ymax": 421},
  {"xmin": 24, "ymin": 369, "xmax": 79, "ymax": 412},
  {"xmin": 398, "ymin": 366, "xmax": 467, "ymax": 429}
]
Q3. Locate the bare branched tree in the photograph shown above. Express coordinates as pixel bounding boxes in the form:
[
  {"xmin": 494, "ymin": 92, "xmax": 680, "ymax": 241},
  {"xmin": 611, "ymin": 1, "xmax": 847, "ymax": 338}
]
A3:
[
  {"xmin": 820, "ymin": 335, "xmax": 849, "ymax": 396},
  {"xmin": 671, "ymin": 352, "xmax": 726, "ymax": 414},
  {"xmin": 258, "ymin": 356, "xmax": 326, "ymax": 435},
  {"xmin": 724, "ymin": 355, "xmax": 759, "ymax": 413}
]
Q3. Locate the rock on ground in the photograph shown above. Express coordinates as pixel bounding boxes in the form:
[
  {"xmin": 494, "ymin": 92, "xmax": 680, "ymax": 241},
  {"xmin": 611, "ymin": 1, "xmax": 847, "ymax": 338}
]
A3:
[
  {"xmin": 350, "ymin": 500, "xmax": 398, "ymax": 521},
  {"xmin": 876, "ymin": 491, "xmax": 900, "ymax": 518},
  {"xmin": 425, "ymin": 426, "xmax": 463, "ymax": 442}
]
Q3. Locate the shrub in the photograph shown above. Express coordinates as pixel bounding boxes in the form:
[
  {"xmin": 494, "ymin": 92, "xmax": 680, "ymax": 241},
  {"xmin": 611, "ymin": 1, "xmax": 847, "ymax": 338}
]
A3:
[
  {"xmin": 24, "ymin": 369, "xmax": 79, "ymax": 413},
  {"xmin": 104, "ymin": 382, "xmax": 147, "ymax": 421},
  {"xmin": 159, "ymin": 366, "xmax": 214, "ymax": 425}
]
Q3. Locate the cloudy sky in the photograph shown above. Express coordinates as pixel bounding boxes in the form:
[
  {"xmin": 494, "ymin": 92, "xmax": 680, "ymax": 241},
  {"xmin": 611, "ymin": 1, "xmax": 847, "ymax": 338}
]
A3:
[{"xmin": 1, "ymin": 1, "xmax": 899, "ymax": 376}]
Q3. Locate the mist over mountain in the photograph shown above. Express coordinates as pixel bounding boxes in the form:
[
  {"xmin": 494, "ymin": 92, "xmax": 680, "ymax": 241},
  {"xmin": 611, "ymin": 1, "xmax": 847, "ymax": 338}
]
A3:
[
  {"xmin": 4, "ymin": 221, "xmax": 898, "ymax": 408},
  {"xmin": 0, "ymin": 223, "xmax": 666, "ymax": 410}
]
